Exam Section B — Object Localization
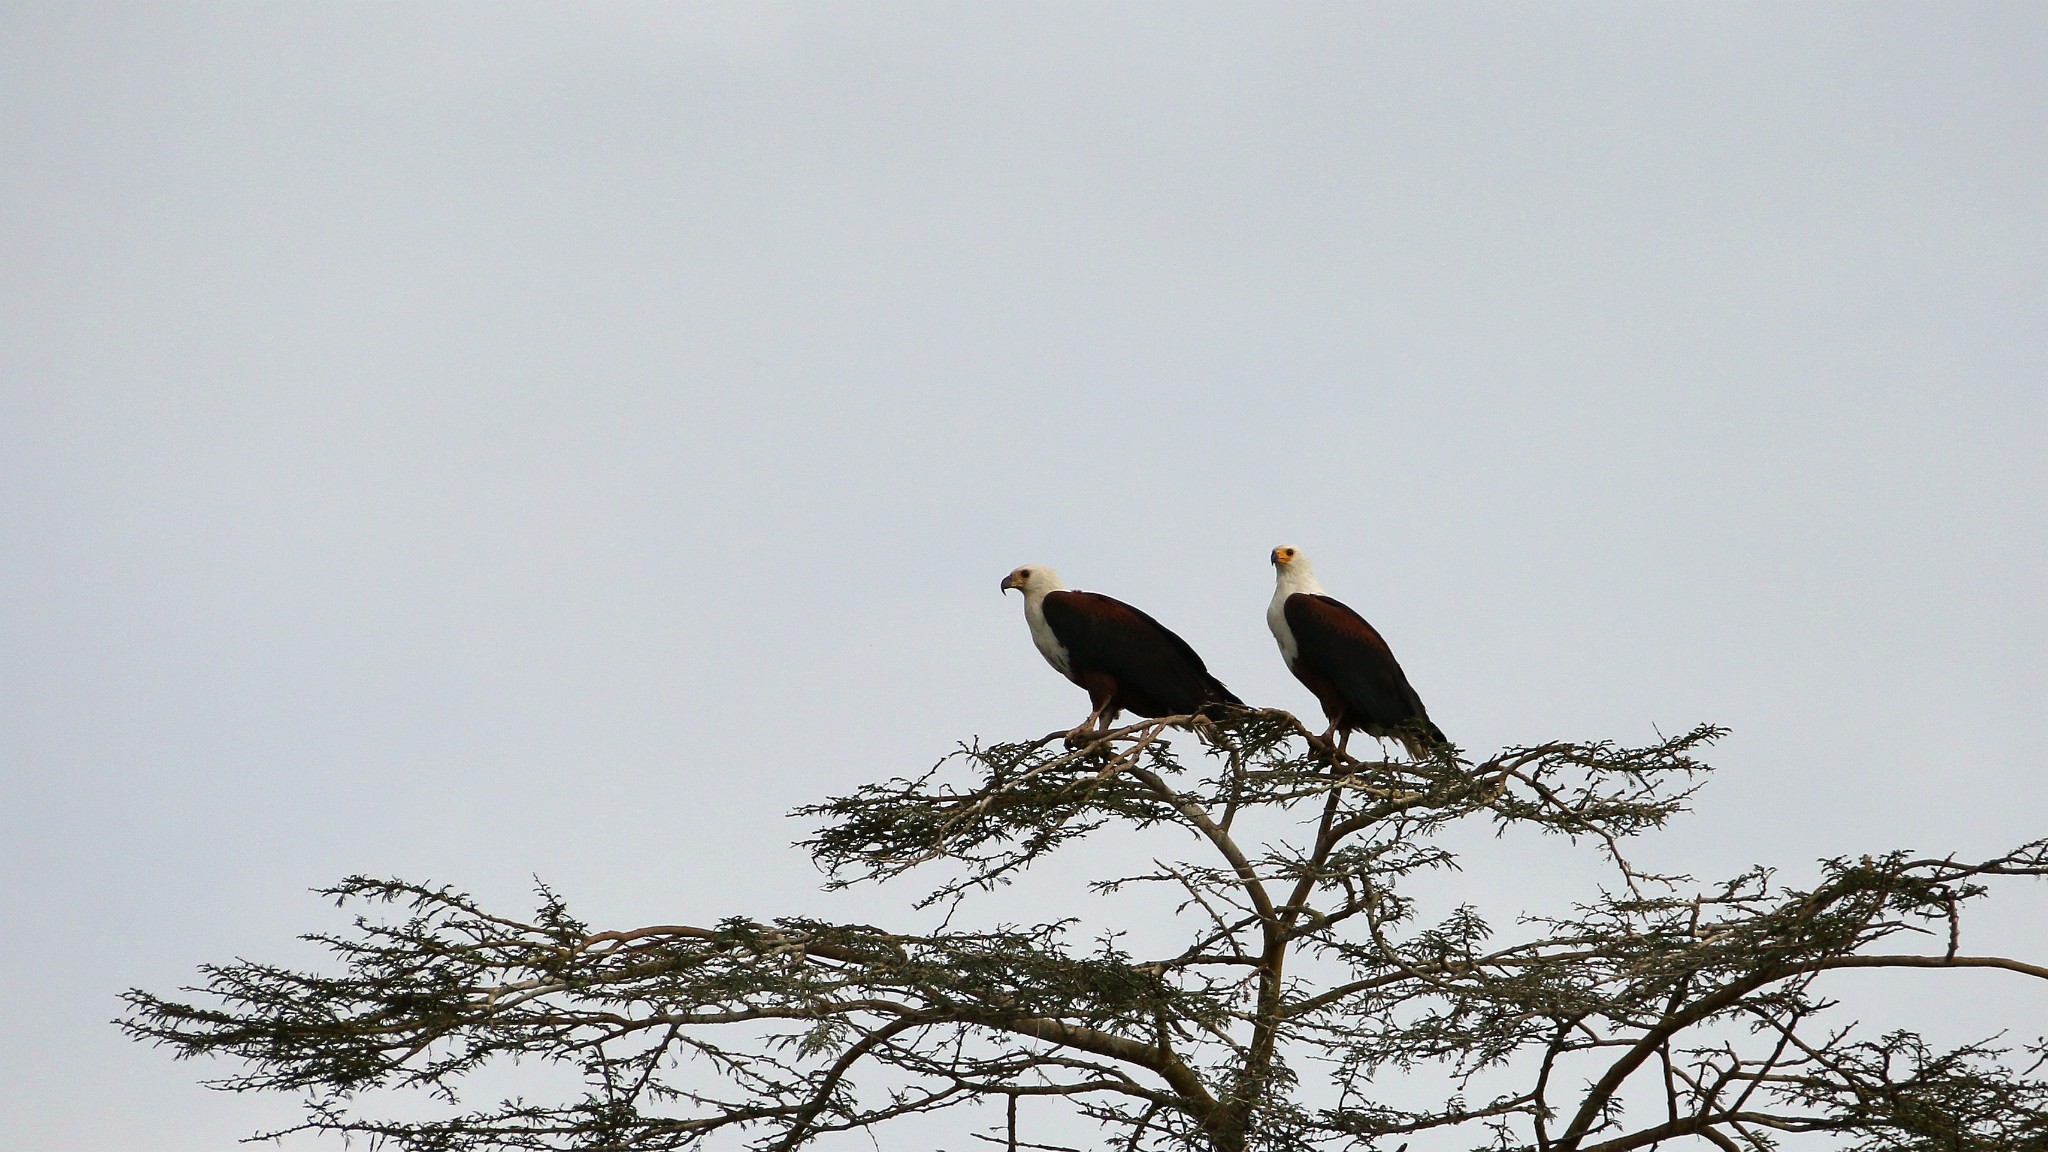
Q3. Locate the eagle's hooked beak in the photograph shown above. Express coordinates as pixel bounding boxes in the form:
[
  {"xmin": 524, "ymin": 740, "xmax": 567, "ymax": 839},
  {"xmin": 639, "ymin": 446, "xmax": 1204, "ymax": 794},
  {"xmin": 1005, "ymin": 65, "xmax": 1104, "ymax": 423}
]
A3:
[{"xmin": 1000, "ymin": 573, "xmax": 1021, "ymax": 594}]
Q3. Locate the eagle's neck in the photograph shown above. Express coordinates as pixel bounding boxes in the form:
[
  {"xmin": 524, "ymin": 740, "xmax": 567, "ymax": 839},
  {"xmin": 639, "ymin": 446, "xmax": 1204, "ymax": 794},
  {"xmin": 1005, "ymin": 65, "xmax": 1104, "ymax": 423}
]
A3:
[
  {"xmin": 1267, "ymin": 564, "xmax": 1324, "ymax": 666},
  {"xmin": 1273, "ymin": 563, "xmax": 1325, "ymax": 599},
  {"xmin": 1020, "ymin": 584, "xmax": 1073, "ymax": 677}
]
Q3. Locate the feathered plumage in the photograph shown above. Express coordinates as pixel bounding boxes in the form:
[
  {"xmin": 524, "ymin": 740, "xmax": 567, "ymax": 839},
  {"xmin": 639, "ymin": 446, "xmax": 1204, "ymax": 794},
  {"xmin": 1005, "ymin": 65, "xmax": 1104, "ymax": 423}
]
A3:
[
  {"xmin": 1267, "ymin": 546, "xmax": 1443, "ymax": 758},
  {"xmin": 1002, "ymin": 565, "xmax": 1240, "ymax": 735}
]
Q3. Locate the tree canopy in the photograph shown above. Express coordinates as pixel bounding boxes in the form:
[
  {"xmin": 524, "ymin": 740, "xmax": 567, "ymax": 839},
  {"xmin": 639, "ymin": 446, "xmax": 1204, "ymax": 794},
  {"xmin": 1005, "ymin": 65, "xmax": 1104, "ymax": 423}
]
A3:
[{"xmin": 125, "ymin": 710, "xmax": 2048, "ymax": 1151}]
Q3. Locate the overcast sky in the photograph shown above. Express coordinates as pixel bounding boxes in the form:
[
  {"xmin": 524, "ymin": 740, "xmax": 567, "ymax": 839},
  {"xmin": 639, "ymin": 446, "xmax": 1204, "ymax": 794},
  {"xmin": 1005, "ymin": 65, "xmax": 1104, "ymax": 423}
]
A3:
[{"xmin": 3, "ymin": 5, "xmax": 2045, "ymax": 1149}]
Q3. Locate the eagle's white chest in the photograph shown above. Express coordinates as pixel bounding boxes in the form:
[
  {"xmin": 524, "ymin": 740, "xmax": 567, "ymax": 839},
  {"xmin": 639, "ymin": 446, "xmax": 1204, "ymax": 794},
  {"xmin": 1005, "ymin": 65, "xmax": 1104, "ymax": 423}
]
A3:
[
  {"xmin": 1267, "ymin": 590, "xmax": 1300, "ymax": 668},
  {"xmin": 1023, "ymin": 595, "xmax": 1073, "ymax": 678}
]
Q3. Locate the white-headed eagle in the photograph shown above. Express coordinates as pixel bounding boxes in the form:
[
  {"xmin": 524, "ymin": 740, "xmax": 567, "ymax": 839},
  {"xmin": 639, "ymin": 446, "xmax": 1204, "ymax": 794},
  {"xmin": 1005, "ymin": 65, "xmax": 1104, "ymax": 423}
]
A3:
[
  {"xmin": 1002, "ymin": 565, "xmax": 1241, "ymax": 736},
  {"xmin": 1267, "ymin": 546, "xmax": 1444, "ymax": 759}
]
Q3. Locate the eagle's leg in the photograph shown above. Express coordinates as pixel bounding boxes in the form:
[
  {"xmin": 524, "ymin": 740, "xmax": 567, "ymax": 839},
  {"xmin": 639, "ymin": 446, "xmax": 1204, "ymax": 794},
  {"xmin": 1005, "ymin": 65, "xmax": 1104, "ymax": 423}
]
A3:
[
  {"xmin": 1317, "ymin": 723, "xmax": 1345, "ymax": 768},
  {"xmin": 1066, "ymin": 689, "xmax": 1118, "ymax": 744}
]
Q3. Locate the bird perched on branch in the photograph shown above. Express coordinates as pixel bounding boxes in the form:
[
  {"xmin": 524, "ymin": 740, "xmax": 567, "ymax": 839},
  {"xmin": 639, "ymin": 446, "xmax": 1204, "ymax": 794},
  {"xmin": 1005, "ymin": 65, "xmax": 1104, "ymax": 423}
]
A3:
[
  {"xmin": 1001, "ymin": 565, "xmax": 1241, "ymax": 738},
  {"xmin": 1267, "ymin": 546, "xmax": 1444, "ymax": 759}
]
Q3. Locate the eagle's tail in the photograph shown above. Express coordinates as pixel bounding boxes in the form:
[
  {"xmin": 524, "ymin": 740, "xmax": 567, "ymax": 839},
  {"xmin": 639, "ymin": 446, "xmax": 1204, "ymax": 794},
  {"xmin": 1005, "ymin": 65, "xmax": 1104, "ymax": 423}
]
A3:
[
  {"xmin": 1198, "ymin": 678, "xmax": 1245, "ymax": 720},
  {"xmin": 1396, "ymin": 719, "xmax": 1448, "ymax": 760}
]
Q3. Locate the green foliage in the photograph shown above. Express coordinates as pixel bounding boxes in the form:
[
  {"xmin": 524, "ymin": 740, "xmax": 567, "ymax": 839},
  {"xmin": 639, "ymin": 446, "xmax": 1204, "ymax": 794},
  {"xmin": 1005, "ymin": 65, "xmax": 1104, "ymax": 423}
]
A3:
[{"xmin": 123, "ymin": 709, "xmax": 2048, "ymax": 1151}]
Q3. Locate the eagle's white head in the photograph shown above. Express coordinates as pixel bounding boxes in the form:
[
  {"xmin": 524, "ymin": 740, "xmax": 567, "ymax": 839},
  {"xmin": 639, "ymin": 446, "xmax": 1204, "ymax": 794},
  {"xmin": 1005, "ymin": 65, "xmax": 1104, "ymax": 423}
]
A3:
[
  {"xmin": 1270, "ymin": 545, "xmax": 1326, "ymax": 595},
  {"xmin": 1000, "ymin": 565, "xmax": 1065, "ymax": 600}
]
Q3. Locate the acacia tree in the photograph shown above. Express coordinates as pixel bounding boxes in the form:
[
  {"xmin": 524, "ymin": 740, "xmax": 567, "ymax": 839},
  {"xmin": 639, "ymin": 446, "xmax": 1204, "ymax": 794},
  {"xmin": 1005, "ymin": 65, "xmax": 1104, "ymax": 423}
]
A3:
[{"xmin": 126, "ymin": 710, "xmax": 2048, "ymax": 1151}]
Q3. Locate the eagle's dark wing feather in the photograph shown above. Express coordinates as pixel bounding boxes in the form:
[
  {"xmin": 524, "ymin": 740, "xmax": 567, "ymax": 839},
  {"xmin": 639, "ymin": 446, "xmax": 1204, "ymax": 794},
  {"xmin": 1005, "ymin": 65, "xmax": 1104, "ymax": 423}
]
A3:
[
  {"xmin": 1284, "ymin": 594, "xmax": 1437, "ymax": 736},
  {"xmin": 1042, "ymin": 591, "xmax": 1240, "ymax": 717}
]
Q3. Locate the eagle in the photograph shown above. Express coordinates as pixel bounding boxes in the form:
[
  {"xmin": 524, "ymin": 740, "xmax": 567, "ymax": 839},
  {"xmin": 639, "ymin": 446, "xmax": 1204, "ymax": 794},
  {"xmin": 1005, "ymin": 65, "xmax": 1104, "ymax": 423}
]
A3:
[
  {"xmin": 1267, "ymin": 546, "xmax": 1444, "ymax": 759},
  {"xmin": 1001, "ymin": 565, "xmax": 1242, "ymax": 737}
]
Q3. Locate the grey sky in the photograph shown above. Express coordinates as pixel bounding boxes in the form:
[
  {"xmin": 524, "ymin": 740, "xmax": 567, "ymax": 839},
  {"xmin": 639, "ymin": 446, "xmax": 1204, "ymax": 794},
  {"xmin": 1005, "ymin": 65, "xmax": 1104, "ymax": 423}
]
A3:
[{"xmin": 3, "ymin": 5, "xmax": 2044, "ymax": 1148}]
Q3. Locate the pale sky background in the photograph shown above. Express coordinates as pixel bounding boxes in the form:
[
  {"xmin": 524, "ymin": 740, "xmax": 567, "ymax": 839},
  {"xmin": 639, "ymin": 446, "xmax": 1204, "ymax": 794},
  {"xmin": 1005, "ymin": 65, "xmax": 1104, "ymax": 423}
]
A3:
[{"xmin": 3, "ymin": 5, "xmax": 2045, "ymax": 1149}]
